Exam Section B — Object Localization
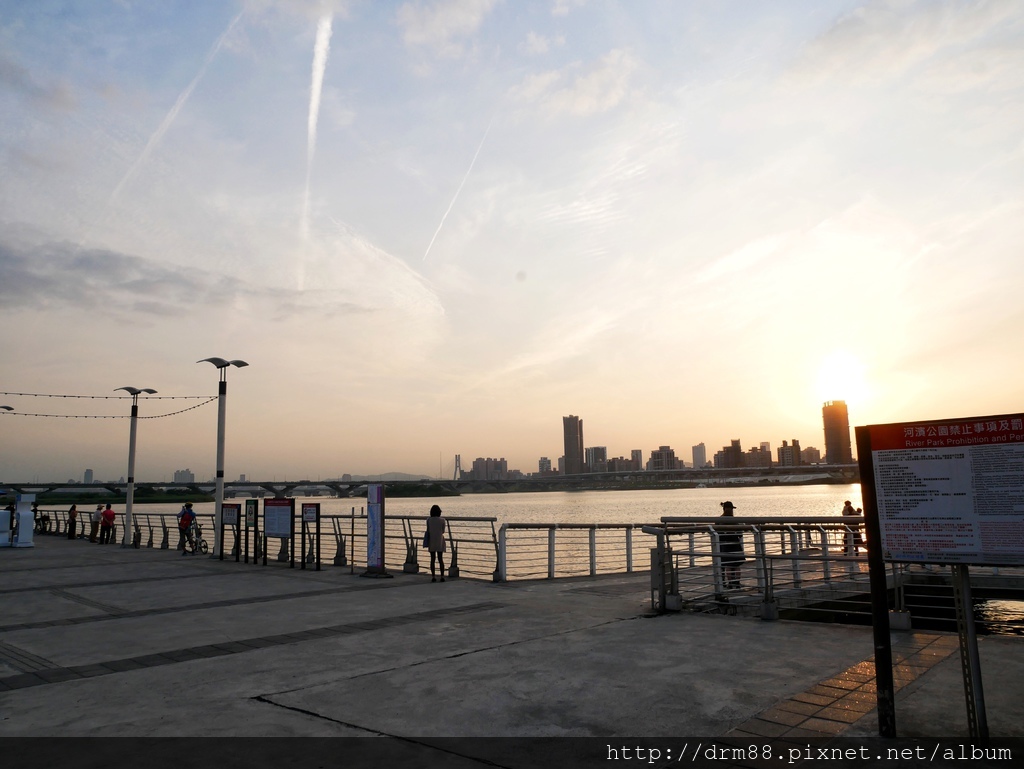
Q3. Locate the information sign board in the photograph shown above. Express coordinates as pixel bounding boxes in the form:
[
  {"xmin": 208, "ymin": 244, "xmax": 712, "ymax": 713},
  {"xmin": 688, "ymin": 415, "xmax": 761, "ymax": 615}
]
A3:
[
  {"xmin": 859, "ymin": 412, "xmax": 1024, "ymax": 565},
  {"xmin": 222, "ymin": 504, "xmax": 240, "ymax": 526},
  {"xmin": 245, "ymin": 499, "xmax": 257, "ymax": 528},
  {"xmin": 302, "ymin": 503, "xmax": 319, "ymax": 523},
  {"xmin": 264, "ymin": 498, "xmax": 293, "ymax": 539}
]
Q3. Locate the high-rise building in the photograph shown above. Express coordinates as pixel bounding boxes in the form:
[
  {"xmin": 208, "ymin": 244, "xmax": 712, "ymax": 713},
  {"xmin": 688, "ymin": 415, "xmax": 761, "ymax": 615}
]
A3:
[
  {"xmin": 746, "ymin": 444, "xmax": 772, "ymax": 468},
  {"xmin": 471, "ymin": 457, "xmax": 508, "ymax": 481},
  {"xmin": 630, "ymin": 449, "xmax": 643, "ymax": 471},
  {"xmin": 648, "ymin": 445, "xmax": 678, "ymax": 471},
  {"xmin": 822, "ymin": 400, "xmax": 854, "ymax": 464},
  {"xmin": 714, "ymin": 439, "xmax": 744, "ymax": 469},
  {"xmin": 83, "ymin": 468, "xmax": 94, "ymax": 484},
  {"xmin": 585, "ymin": 446, "xmax": 608, "ymax": 473},
  {"xmin": 692, "ymin": 443, "xmax": 707, "ymax": 469},
  {"xmin": 538, "ymin": 457, "xmax": 552, "ymax": 474},
  {"xmin": 562, "ymin": 415, "xmax": 585, "ymax": 475},
  {"xmin": 607, "ymin": 457, "xmax": 635, "ymax": 472},
  {"xmin": 173, "ymin": 468, "xmax": 195, "ymax": 483},
  {"xmin": 777, "ymin": 440, "xmax": 802, "ymax": 466},
  {"xmin": 801, "ymin": 446, "xmax": 822, "ymax": 464}
]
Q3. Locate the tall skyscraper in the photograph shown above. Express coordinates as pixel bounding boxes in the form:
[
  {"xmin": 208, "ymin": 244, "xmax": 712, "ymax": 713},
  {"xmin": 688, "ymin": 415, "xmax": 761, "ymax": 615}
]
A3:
[
  {"xmin": 83, "ymin": 468, "xmax": 93, "ymax": 484},
  {"xmin": 562, "ymin": 415, "xmax": 584, "ymax": 475},
  {"xmin": 692, "ymin": 443, "xmax": 706, "ymax": 468},
  {"xmin": 585, "ymin": 446, "xmax": 608, "ymax": 473},
  {"xmin": 822, "ymin": 400, "xmax": 854, "ymax": 464},
  {"xmin": 631, "ymin": 449, "xmax": 643, "ymax": 471}
]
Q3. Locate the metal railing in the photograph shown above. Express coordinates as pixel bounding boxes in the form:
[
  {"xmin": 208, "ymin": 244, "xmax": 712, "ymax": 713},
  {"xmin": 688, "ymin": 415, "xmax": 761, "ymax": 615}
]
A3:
[
  {"xmin": 495, "ymin": 523, "xmax": 653, "ymax": 581},
  {"xmin": 35, "ymin": 508, "xmax": 654, "ymax": 583},
  {"xmin": 646, "ymin": 517, "xmax": 872, "ymax": 618},
  {"xmin": 78, "ymin": 509, "xmax": 503, "ymax": 581}
]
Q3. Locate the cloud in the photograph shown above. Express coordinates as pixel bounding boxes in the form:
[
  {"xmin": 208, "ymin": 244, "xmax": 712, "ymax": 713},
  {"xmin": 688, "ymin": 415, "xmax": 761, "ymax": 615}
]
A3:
[
  {"xmin": 0, "ymin": 53, "xmax": 75, "ymax": 110},
  {"xmin": 519, "ymin": 31, "xmax": 564, "ymax": 55},
  {"xmin": 551, "ymin": 0, "xmax": 586, "ymax": 17},
  {"xmin": 396, "ymin": 0, "xmax": 498, "ymax": 58},
  {"xmin": 0, "ymin": 238, "xmax": 394, "ymax": 322},
  {"xmin": 243, "ymin": 0, "xmax": 351, "ymax": 21},
  {"xmin": 509, "ymin": 48, "xmax": 637, "ymax": 116},
  {"xmin": 695, "ymin": 233, "xmax": 791, "ymax": 285},
  {"xmin": 791, "ymin": 0, "xmax": 1020, "ymax": 86}
]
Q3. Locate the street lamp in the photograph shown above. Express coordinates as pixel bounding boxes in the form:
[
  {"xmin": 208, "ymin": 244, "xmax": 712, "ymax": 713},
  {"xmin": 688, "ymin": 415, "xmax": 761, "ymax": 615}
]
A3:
[
  {"xmin": 198, "ymin": 358, "xmax": 248, "ymax": 556},
  {"xmin": 114, "ymin": 386, "xmax": 157, "ymax": 548}
]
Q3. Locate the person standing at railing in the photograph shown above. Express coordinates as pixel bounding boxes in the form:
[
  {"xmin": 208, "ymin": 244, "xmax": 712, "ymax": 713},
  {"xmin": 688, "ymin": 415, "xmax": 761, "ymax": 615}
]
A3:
[
  {"xmin": 177, "ymin": 502, "xmax": 197, "ymax": 555},
  {"xmin": 89, "ymin": 504, "xmax": 103, "ymax": 542},
  {"xmin": 717, "ymin": 501, "xmax": 745, "ymax": 589},
  {"xmin": 99, "ymin": 503, "xmax": 116, "ymax": 544},
  {"xmin": 67, "ymin": 504, "xmax": 79, "ymax": 540},
  {"xmin": 842, "ymin": 500, "xmax": 864, "ymax": 555},
  {"xmin": 425, "ymin": 504, "xmax": 448, "ymax": 583}
]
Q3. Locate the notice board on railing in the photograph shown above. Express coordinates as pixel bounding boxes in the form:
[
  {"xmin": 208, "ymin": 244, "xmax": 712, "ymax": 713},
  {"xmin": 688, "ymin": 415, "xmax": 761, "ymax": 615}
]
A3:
[{"xmin": 856, "ymin": 412, "xmax": 1024, "ymax": 566}]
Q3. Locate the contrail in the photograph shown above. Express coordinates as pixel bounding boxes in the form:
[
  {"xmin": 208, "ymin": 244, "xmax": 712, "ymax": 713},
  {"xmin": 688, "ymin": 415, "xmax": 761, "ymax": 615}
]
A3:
[
  {"xmin": 300, "ymin": 13, "xmax": 333, "ymax": 245},
  {"xmin": 110, "ymin": 10, "xmax": 243, "ymax": 202},
  {"xmin": 422, "ymin": 118, "xmax": 493, "ymax": 262}
]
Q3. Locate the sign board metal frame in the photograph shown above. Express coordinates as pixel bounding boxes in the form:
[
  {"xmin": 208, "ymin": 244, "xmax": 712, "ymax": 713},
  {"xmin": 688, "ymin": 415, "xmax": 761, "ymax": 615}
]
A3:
[
  {"xmin": 300, "ymin": 502, "xmax": 321, "ymax": 571},
  {"xmin": 220, "ymin": 503, "xmax": 241, "ymax": 562},
  {"xmin": 262, "ymin": 498, "xmax": 295, "ymax": 568},
  {"xmin": 244, "ymin": 498, "xmax": 258, "ymax": 565},
  {"xmin": 856, "ymin": 410, "xmax": 1024, "ymax": 741}
]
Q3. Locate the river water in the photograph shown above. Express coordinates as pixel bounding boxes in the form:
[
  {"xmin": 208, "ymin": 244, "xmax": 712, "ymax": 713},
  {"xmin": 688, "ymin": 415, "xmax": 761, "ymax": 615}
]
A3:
[
  {"xmin": 130, "ymin": 483, "xmax": 1022, "ymax": 635},
  {"xmin": 136, "ymin": 483, "xmax": 864, "ymax": 524}
]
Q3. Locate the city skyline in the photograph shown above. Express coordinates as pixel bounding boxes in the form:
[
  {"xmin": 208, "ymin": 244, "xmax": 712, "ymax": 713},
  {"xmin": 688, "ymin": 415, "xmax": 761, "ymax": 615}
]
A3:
[
  {"xmin": 3, "ymin": 2, "xmax": 1023, "ymax": 482},
  {"xmin": 7, "ymin": 397, "xmax": 850, "ymax": 483}
]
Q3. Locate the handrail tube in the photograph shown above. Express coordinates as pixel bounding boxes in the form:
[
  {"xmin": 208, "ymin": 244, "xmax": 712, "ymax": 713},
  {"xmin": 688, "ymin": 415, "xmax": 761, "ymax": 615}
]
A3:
[
  {"xmin": 589, "ymin": 528, "xmax": 596, "ymax": 577},
  {"xmin": 497, "ymin": 524, "xmax": 507, "ymax": 582},
  {"xmin": 817, "ymin": 525, "xmax": 832, "ymax": 583},
  {"xmin": 548, "ymin": 528, "xmax": 556, "ymax": 579}
]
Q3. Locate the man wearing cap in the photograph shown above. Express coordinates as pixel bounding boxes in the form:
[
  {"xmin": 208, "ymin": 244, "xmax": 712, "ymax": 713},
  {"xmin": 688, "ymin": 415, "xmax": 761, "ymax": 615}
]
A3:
[{"xmin": 717, "ymin": 501, "xmax": 745, "ymax": 589}]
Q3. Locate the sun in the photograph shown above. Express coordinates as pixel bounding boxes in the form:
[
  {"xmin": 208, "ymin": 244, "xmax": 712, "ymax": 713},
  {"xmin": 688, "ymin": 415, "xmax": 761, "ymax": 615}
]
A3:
[{"xmin": 815, "ymin": 350, "xmax": 871, "ymax": 408}]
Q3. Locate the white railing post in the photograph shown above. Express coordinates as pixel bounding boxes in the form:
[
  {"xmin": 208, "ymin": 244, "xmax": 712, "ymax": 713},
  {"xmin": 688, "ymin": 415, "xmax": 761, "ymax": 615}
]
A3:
[
  {"xmin": 788, "ymin": 526, "xmax": 801, "ymax": 586},
  {"xmin": 589, "ymin": 527, "xmax": 597, "ymax": 577},
  {"xmin": 818, "ymin": 525, "xmax": 831, "ymax": 582},
  {"xmin": 497, "ymin": 524, "xmax": 507, "ymax": 582},
  {"xmin": 548, "ymin": 526, "xmax": 556, "ymax": 579},
  {"xmin": 710, "ymin": 526, "xmax": 724, "ymax": 594},
  {"xmin": 626, "ymin": 527, "xmax": 633, "ymax": 573},
  {"xmin": 753, "ymin": 526, "xmax": 766, "ymax": 591}
]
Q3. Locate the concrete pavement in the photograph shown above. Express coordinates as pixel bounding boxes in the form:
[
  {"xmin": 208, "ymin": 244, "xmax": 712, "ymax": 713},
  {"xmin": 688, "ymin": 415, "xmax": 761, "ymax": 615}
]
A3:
[{"xmin": 1, "ymin": 533, "xmax": 1021, "ymax": 749}]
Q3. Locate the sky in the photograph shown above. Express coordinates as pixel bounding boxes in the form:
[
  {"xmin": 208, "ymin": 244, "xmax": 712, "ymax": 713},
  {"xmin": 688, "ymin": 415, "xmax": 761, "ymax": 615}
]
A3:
[{"xmin": 1, "ymin": 0, "xmax": 1023, "ymax": 483}]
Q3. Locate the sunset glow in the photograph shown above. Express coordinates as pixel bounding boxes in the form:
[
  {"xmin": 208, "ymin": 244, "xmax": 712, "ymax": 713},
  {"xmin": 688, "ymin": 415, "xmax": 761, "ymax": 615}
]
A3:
[{"xmin": 2, "ymin": 2, "xmax": 1022, "ymax": 481}]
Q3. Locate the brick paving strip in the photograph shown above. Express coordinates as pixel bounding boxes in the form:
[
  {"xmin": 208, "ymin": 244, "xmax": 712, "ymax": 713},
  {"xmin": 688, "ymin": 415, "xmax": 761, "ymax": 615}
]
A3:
[
  {"xmin": 716, "ymin": 632, "xmax": 960, "ymax": 764},
  {"xmin": 0, "ymin": 601, "xmax": 506, "ymax": 692}
]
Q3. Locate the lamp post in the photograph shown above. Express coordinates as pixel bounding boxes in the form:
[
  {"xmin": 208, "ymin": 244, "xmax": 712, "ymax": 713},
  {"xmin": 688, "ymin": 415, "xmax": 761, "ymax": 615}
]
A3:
[
  {"xmin": 198, "ymin": 358, "xmax": 248, "ymax": 557},
  {"xmin": 114, "ymin": 387, "xmax": 157, "ymax": 548}
]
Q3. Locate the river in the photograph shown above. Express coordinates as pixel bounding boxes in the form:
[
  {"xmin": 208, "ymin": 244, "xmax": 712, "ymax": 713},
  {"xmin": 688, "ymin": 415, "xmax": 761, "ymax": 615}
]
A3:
[
  {"xmin": 127, "ymin": 483, "xmax": 1022, "ymax": 635},
  {"xmin": 131, "ymin": 483, "xmax": 865, "ymax": 524}
]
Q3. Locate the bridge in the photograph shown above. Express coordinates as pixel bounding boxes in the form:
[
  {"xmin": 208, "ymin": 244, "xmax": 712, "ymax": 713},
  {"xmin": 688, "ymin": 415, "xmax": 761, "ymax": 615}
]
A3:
[{"xmin": 2, "ymin": 464, "xmax": 859, "ymax": 498}]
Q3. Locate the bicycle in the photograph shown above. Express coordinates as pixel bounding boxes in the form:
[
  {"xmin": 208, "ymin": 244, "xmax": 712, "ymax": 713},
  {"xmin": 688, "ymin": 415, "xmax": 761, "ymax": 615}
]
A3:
[{"xmin": 182, "ymin": 521, "xmax": 209, "ymax": 555}]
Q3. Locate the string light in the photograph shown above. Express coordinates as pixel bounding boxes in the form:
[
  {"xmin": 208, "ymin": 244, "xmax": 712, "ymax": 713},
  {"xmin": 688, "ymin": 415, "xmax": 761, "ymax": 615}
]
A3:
[
  {"xmin": 0, "ymin": 396, "xmax": 218, "ymax": 419},
  {"xmin": 0, "ymin": 391, "xmax": 211, "ymax": 399}
]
